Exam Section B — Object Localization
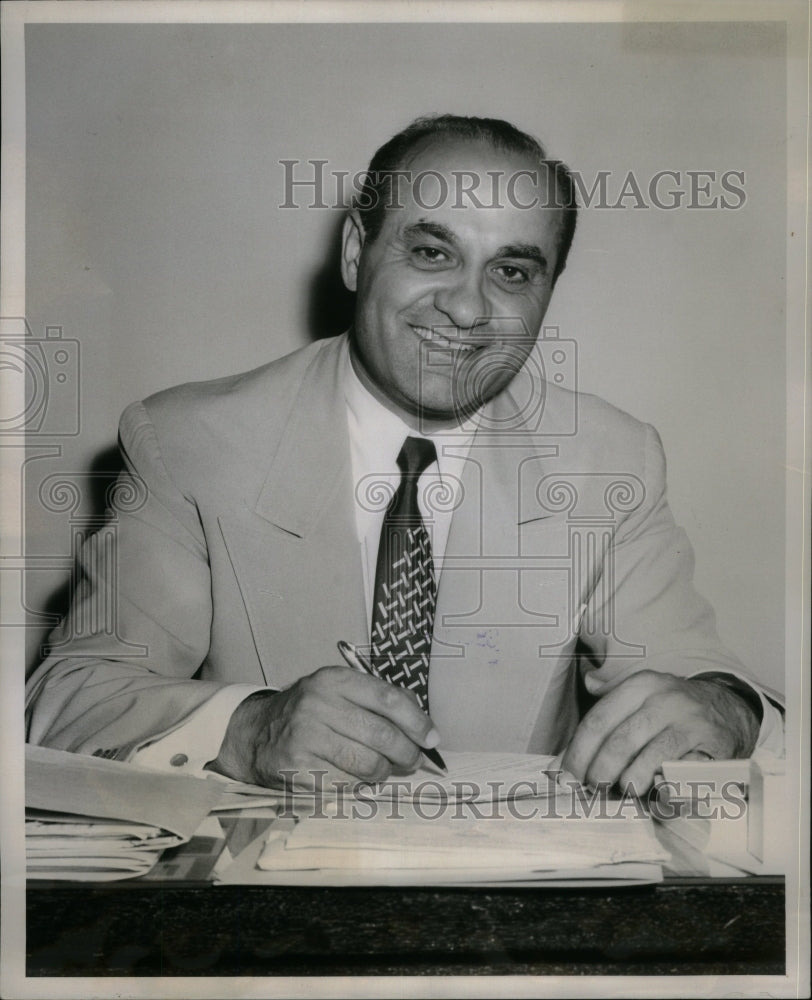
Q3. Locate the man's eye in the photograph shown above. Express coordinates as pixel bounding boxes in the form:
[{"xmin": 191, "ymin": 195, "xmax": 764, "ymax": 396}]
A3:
[
  {"xmin": 413, "ymin": 246, "xmax": 449, "ymax": 264},
  {"xmin": 494, "ymin": 264, "xmax": 530, "ymax": 285}
]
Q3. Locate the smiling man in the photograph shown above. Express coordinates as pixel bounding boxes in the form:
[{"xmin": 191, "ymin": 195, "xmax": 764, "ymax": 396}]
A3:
[
  {"xmin": 343, "ymin": 136, "xmax": 562, "ymax": 423},
  {"xmin": 25, "ymin": 115, "xmax": 783, "ymax": 794}
]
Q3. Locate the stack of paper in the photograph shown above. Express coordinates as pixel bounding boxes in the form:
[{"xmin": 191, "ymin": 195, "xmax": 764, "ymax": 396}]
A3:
[
  {"xmin": 25, "ymin": 744, "xmax": 223, "ymax": 881},
  {"xmin": 258, "ymin": 805, "xmax": 668, "ymax": 875},
  {"xmin": 215, "ymin": 752, "xmax": 671, "ymax": 887}
]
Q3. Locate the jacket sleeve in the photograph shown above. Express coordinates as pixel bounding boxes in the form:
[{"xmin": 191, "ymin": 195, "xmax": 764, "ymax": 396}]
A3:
[
  {"xmin": 25, "ymin": 401, "xmax": 259, "ymax": 760},
  {"xmin": 579, "ymin": 423, "xmax": 784, "ymax": 747}
]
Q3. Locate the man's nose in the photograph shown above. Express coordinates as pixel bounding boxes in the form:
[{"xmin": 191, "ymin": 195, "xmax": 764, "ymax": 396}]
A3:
[{"xmin": 433, "ymin": 271, "xmax": 490, "ymax": 331}]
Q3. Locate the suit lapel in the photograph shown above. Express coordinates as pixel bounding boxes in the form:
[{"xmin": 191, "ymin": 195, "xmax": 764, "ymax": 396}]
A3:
[
  {"xmin": 220, "ymin": 338, "xmax": 368, "ymax": 686},
  {"xmin": 254, "ymin": 339, "xmax": 352, "ymax": 538}
]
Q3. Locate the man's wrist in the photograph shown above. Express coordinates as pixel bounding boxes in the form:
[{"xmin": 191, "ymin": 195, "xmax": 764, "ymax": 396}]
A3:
[
  {"xmin": 206, "ymin": 688, "xmax": 279, "ymax": 783},
  {"xmin": 692, "ymin": 674, "xmax": 762, "ymax": 757},
  {"xmin": 695, "ymin": 671, "xmax": 764, "ymax": 724}
]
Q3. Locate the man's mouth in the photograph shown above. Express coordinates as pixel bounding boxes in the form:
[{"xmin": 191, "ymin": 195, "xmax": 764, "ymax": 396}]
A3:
[{"xmin": 410, "ymin": 325, "xmax": 483, "ymax": 353}]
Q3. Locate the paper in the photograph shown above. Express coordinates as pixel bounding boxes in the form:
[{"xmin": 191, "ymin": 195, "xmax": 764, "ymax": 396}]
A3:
[
  {"xmin": 381, "ymin": 750, "xmax": 560, "ymax": 801},
  {"xmin": 26, "ymin": 744, "xmax": 223, "ymax": 838},
  {"xmin": 25, "ymin": 744, "xmax": 224, "ymax": 880},
  {"xmin": 250, "ymin": 750, "xmax": 668, "ymax": 883},
  {"xmin": 215, "ymin": 750, "xmax": 562, "ymax": 804},
  {"xmin": 257, "ymin": 804, "xmax": 669, "ymax": 873},
  {"xmin": 214, "ymin": 823, "xmax": 665, "ymax": 888}
]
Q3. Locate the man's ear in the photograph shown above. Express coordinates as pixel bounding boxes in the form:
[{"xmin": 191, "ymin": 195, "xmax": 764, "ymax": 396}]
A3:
[{"xmin": 340, "ymin": 210, "xmax": 365, "ymax": 292}]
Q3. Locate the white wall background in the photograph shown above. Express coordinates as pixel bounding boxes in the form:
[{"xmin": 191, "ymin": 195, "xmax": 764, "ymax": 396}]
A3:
[{"xmin": 23, "ymin": 21, "xmax": 787, "ymax": 688}]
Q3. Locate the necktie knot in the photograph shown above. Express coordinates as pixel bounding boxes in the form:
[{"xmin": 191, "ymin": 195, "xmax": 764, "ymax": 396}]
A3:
[{"xmin": 397, "ymin": 436, "xmax": 437, "ymax": 479}]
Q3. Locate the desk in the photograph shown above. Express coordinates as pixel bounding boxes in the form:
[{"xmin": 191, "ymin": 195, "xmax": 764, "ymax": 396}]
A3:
[
  {"xmin": 26, "ymin": 879, "xmax": 785, "ymax": 976},
  {"xmin": 26, "ymin": 803, "xmax": 786, "ymax": 978}
]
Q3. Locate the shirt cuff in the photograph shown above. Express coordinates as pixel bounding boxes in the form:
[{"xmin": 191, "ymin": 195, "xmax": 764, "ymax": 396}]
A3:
[
  {"xmin": 755, "ymin": 697, "xmax": 785, "ymax": 756},
  {"xmin": 131, "ymin": 683, "xmax": 267, "ymax": 774},
  {"xmin": 690, "ymin": 669, "xmax": 785, "ymax": 757}
]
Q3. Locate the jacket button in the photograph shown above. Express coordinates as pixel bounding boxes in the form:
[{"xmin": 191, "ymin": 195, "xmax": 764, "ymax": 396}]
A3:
[{"xmin": 170, "ymin": 753, "xmax": 188, "ymax": 767}]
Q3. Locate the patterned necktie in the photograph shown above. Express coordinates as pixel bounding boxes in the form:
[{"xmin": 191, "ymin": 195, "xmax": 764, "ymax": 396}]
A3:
[{"xmin": 370, "ymin": 436, "xmax": 438, "ymax": 712}]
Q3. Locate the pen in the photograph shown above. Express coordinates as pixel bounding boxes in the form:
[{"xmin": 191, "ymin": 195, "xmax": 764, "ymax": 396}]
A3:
[{"xmin": 337, "ymin": 639, "xmax": 448, "ymax": 773}]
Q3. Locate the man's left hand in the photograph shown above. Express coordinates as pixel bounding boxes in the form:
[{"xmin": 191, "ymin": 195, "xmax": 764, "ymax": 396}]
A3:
[{"xmin": 561, "ymin": 670, "xmax": 761, "ymax": 795}]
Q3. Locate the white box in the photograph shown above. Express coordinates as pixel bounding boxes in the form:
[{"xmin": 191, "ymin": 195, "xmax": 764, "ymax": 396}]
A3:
[{"xmin": 747, "ymin": 750, "xmax": 788, "ymax": 871}]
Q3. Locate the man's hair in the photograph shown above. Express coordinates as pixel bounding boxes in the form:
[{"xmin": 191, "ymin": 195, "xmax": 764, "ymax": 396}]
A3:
[{"xmin": 355, "ymin": 114, "xmax": 578, "ymax": 281}]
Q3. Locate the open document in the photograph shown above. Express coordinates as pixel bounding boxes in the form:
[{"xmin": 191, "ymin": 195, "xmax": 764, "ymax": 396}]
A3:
[{"xmin": 217, "ymin": 749, "xmax": 562, "ymax": 806}]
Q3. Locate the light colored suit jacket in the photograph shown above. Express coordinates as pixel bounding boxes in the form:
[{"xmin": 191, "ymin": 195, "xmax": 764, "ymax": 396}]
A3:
[{"xmin": 25, "ymin": 333, "xmax": 752, "ymax": 758}]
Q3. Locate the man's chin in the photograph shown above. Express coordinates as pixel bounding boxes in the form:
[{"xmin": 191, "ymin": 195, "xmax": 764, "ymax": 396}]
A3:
[
  {"xmin": 389, "ymin": 376, "xmax": 498, "ymax": 427},
  {"xmin": 417, "ymin": 356, "xmax": 521, "ymax": 420},
  {"xmin": 409, "ymin": 394, "xmax": 484, "ymax": 428}
]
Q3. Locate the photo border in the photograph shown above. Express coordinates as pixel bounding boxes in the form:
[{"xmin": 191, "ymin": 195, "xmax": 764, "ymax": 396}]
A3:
[{"xmin": 1, "ymin": 2, "xmax": 808, "ymax": 998}]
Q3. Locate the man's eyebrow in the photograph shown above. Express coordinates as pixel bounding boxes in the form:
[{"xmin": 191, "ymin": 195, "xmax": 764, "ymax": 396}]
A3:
[
  {"xmin": 401, "ymin": 225, "xmax": 549, "ymax": 272},
  {"xmin": 494, "ymin": 244, "xmax": 548, "ymax": 270},
  {"xmin": 402, "ymin": 221, "xmax": 459, "ymax": 245}
]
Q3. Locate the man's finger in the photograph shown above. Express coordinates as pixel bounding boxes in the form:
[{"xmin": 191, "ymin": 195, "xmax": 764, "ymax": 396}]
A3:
[
  {"xmin": 319, "ymin": 696, "xmax": 423, "ymax": 770},
  {"xmin": 617, "ymin": 726, "xmax": 699, "ymax": 796},
  {"xmin": 583, "ymin": 702, "xmax": 671, "ymax": 789},
  {"xmin": 317, "ymin": 728, "xmax": 395, "ymax": 783},
  {"xmin": 326, "ymin": 666, "xmax": 440, "ymax": 749},
  {"xmin": 562, "ymin": 671, "xmax": 662, "ymax": 782},
  {"xmin": 583, "ymin": 685, "xmax": 709, "ymax": 788},
  {"xmin": 252, "ymin": 715, "xmax": 393, "ymax": 789},
  {"xmin": 275, "ymin": 751, "xmax": 387, "ymax": 793}
]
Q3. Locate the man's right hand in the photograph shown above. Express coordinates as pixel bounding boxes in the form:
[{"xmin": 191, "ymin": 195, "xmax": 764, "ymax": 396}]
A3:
[{"xmin": 207, "ymin": 665, "xmax": 440, "ymax": 790}]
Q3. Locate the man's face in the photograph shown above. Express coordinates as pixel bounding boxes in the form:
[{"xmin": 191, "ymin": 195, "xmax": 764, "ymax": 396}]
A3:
[{"xmin": 342, "ymin": 137, "xmax": 564, "ymax": 424}]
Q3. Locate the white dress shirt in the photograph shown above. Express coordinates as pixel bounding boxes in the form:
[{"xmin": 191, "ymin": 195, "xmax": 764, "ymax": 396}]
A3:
[{"xmin": 343, "ymin": 343, "xmax": 478, "ymax": 629}]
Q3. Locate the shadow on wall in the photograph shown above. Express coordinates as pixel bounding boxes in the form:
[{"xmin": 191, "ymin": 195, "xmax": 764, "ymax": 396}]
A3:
[
  {"xmin": 30, "ymin": 216, "xmax": 356, "ymax": 676},
  {"xmin": 32, "ymin": 445, "xmax": 125, "ymax": 676},
  {"xmin": 307, "ymin": 211, "xmax": 356, "ymax": 342}
]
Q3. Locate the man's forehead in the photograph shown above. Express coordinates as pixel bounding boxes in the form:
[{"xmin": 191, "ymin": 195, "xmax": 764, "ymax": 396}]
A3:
[
  {"xmin": 376, "ymin": 136, "xmax": 559, "ymax": 231},
  {"xmin": 376, "ymin": 148, "xmax": 560, "ymax": 249},
  {"xmin": 399, "ymin": 134, "xmax": 539, "ymax": 174}
]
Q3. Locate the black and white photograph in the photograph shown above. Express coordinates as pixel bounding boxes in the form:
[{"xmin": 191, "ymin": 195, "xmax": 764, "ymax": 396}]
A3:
[{"xmin": 0, "ymin": 1, "xmax": 808, "ymax": 997}]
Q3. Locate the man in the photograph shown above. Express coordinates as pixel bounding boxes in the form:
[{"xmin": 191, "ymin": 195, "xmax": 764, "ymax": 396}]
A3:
[{"xmin": 25, "ymin": 115, "xmax": 783, "ymax": 794}]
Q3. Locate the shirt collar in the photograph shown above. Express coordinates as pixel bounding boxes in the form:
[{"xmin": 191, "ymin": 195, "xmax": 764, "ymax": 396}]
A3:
[{"xmin": 342, "ymin": 339, "xmax": 480, "ymax": 475}]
